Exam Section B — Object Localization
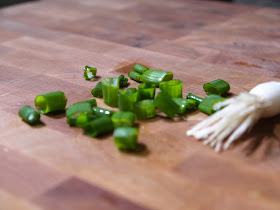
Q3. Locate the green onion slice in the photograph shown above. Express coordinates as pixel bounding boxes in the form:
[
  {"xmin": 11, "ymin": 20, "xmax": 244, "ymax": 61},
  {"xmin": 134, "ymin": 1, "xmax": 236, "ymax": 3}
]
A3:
[
  {"xmin": 75, "ymin": 114, "xmax": 97, "ymax": 127},
  {"xmin": 133, "ymin": 64, "xmax": 149, "ymax": 74},
  {"xmin": 186, "ymin": 93, "xmax": 203, "ymax": 106},
  {"xmin": 159, "ymin": 79, "xmax": 183, "ymax": 98},
  {"xmin": 84, "ymin": 65, "xmax": 97, "ymax": 80},
  {"xmin": 118, "ymin": 88, "xmax": 138, "ymax": 112},
  {"xmin": 101, "ymin": 77, "xmax": 119, "ymax": 107},
  {"xmin": 198, "ymin": 95, "xmax": 226, "ymax": 115},
  {"xmin": 137, "ymin": 83, "xmax": 156, "ymax": 100},
  {"xmin": 128, "ymin": 71, "xmax": 142, "ymax": 82},
  {"xmin": 114, "ymin": 127, "xmax": 138, "ymax": 150},
  {"xmin": 92, "ymin": 107, "xmax": 115, "ymax": 118},
  {"xmin": 172, "ymin": 98, "xmax": 196, "ymax": 114},
  {"xmin": 91, "ymin": 82, "xmax": 103, "ymax": 98},
  {"xmin": 66, "ymin": 99, "xmax": 96, "ymax": 118},
  {"xmin": 133, "ymin": 99, "xmax": 156, "ymax": 119},
  {"xmin": 141, "ymin": 69, "xmax": 173, "ymax": 87},
  {"xmin": 112, "ymin": 111, "xmax": 136, "ymax": 128},
  {"xmin": 35, "ymin": 91, "xmax": 67, "ymax": 114},
  {"xmin": 118, "ymin": 75, "xmax": 129, "ymax": 87},
  {"xmin": 203, "ymin": 79, "xmax": 230, "ymax": 96},
  {"xmin": 19, "ymin": 105, "xmax": 40, "ymax": 125},
  {"xmin": 82, "ymin": 116, "xmax": 114, "ymax": 137},
  {"xmin": 154, "ymin": 91, "xmax": 180, "ymax": 119}
]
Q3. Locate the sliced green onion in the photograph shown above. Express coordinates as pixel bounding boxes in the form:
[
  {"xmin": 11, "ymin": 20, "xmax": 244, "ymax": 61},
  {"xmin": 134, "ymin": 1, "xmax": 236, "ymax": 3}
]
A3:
[
  {"xmin": 133, "ymin": 64, "xmax": 149, "ymax": 74},
  {"xmin": 118, "ymin": 75, "xmax": 129, "ymax": 87},
  {"xmin": 19, "ymin": 105, "xmax": 40, "ymax": 125},
  {"xmin": 172, "ymin": 98, "xmax": 196, "ymax": 114},
  {"xmin": 141, "ymin": 69, "xmax": 173, "ymax": 86},
  {"xmin": 133, "ymin": 99, "xmax": 156, "ymax": 119},
  {"xmin": 101, "ymin": 77, "xmax": 119, "ymax": 107},
  {"xmin": 118, "ymin": 88, "xmax": 138, "ymax": 111},
  {"xmin": 112, "ymin": 111, "xmax": 136, "ymax": 128},
  {"xmin": 91, "ymin": 82, "xmax": 103, "ymax": 98},
  {"xmin": 186, "ymin": 93, "xmax": 203, "ymax": 106},
  {"xmin": 159, "ymin": 79, "xmax": 183, "ymax": 98},
  {"xmin": 154, "ymin": 91, "xmax": 180, "ymax": 119},
  {"xmin": 84, "ymin": 65, "xmax": 97, "ymax": 80},
  {"xmin": 114, "ymin": 127, "xmax": 138, "ymax": 150},
  {"xmin": 75, "ymin": 114, "xmax": 97, "ymax": 127},
  {"xmin": 198, "ymin": 95, "xmax": 226, "ymax": 115},
  {"xmin": 137, "ymin": 83, "xmax": 156, "ymax": 100},
  {"xmin": 203, "ymin": 79, "xmax": 230, "ymax": 95},
  {"xmin": 93, "ymin": 107, "xmax": 115, "ymax": 118},
  {"xmin": 35, "ymin": 91, "xmax": 67, "ymax": 114},
  {"xmin": 128, "ymin": 71, "xmax": 142, "ymax": 82},
  {"xmin": 82, "ymin": 116, "xmax": 114, "ymax": 137},
  {"xmin": 66, "ymin": 99, "xmax": 96, "ymax": 118}
]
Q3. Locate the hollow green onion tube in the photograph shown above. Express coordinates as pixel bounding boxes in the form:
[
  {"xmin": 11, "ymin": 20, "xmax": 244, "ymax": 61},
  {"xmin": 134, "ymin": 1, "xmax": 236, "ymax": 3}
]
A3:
[
  {"xmin": 92, "ymin": 107, "xmax": 115, "ymax": 118},
  {"xmin": 159, "ymin": 79, "xmax": 183, "ymax": 98},
  {"xmin": 19, "ymin": 105, "xmax": 40, "ymax": 125},
  {"xmin": 75, "ymin": 114, "xmax": 97, "ymax": 127},
  {"xmin": 141, "ymin": 69, "xmax": 173, "ymax": 87},
  {"xmin": 137, "ymin": 83, "xmax": 156, "ymax": 100},
  {"xmin": 101, "ymin": 77, "xmax": 119, "ymax": 107},
  {"xmin": 186, "ymin": 93, "xmax": 203, "ymax": 106},
  {"xmin": 203, "ymin": 79, "xmax": 230, "ymax": 96},
  {"xmin": 118, "ymin": 88, "xmax": 138, "ymax": 112},
  {"xmin": 118, "ymin": 75, "xmax": 129, "ymax": 87},
  {"xmin": 133, "ymin": 64, "xmax": 149, "ymax": 74},
  {"xmin": 112, "ymin": 111, "xmax": 136, "ymax": 128},
  {"xmin": 82, "ymin": 116, "xmax": 114, "ymax": 137},
  {"xmin": 35, "ymin": 91, "xmax": 67, "ymax": 114},
  {"xmin": 91, "ymin": 82, "xmax": 103, "ymax": 98},
  {"xmin": 198, "ymin": 95, "xmax": 226, "ymax": 115},
  {"xmin": 84, "ymin": 65, "xmax": 97, "ymax": 80},
  {"xmin": 114, "ymin": 127, "xmax": 138, "ymax": 150},
  {"xmin": 133, "ymin": 99, "xmax": 156, "ymax": 119},
  {"xmin": 128, "ymin": 71, "xmax": 142, "ymax": 82},
  {"xmin": 154, "ymin": 91, "xmax": 180, "ymax": 119},
  {"xmin": 66, "ymin": 99, "xmax": 96, "ymax": 118},
  {"xmin": 172, "ymin": 98, "xmax": 196, "ymax": 114}
]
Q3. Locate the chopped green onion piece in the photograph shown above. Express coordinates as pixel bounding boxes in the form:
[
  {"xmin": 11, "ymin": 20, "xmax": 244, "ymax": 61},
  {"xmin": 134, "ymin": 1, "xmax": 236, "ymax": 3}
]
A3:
[
  {"xmin": 133, "ymin": 99, "xmax": 156, "ymax": 119},
  {"xmin": 76, "ymin": 114, "xmax": 97, "ymax": 127},
  {"xmin": 35, "ymin": 91, "xmax": 67, "ymax": 114},
  {"xmin": 101, "ymin": 77, "xmax": 119, "ymax": 107},
  {"xmin": 203, "ymin": 79, "xmax": 230, "ymax": 95},
  {"xmin": 91, "ymin": 82, "xmax": 103, "ymax": 98},
  {"xmin": 198, "ymin": 95, "xmax": 226, "ymax": 115},
  {"xmin": 159, "ymin": 79, "xmax": 183, "ymax": 98},
  {"xmin": 92, "ymin": 107, "xmax": 115, "ymax": 118},
  {"xmin": 84, "ymin": 65, "xmax": 97, "ymax": 80},
  {"xmin": 118, "ymin": 88, "xmax": 138, "ymax": 112},
  {"xmin": 154, "ymin": 91, "xmax": 180, "ymax": 119},
  {"xmin": 128, "ymin": 71, "xmax": 142, "ymax": 82},
  {"xmin": 114, "ymin": 127, "xmax": 138, "ymax": 150},
  {"xmin": 186, "ymin": 93, "xmax": 203, "ymax": 106},
  {"xmin": 82, "ymin": 116, "xmax": 114, "ymax": 137},
  {"xmin": 141, "ymin": 69, "xmax": 173, "ymax": 86},
  {"xmin": 19, "ymin": 105, "xmax": 40, "ymax": 125},
  {"xmin": 66, "ymin": 99, "xmax": 96, "ymax": 118},
  {"xmin": 118, "ymin": 75, "xmax": 129, "ymax": 87},
  {"xmin": 137, "ymin": 83, "xmax": 156, "ymax": 100},
  {"xmin": 133, "ymin": 64, "xmax": 149, "ymax": 74},
  {"xmin": 112, "ymin": 111, "xmax": 136, "ymax": 128},
  {"xmin": 172, "ymin": 98, "xmax": 196, "ymax": 114}
]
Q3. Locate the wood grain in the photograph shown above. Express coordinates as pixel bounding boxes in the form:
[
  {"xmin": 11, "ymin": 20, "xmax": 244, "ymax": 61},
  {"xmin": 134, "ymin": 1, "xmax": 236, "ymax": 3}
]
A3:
[{"xmin": 0, "ymin": 0, "xmax": 280, "ymax": 209}]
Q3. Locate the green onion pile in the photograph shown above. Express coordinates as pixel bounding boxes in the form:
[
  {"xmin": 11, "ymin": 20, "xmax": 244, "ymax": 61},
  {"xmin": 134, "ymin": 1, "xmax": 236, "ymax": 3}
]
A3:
[{"xmin": 18, "ymin": 64, "xmax": 230, "ymax": 152}]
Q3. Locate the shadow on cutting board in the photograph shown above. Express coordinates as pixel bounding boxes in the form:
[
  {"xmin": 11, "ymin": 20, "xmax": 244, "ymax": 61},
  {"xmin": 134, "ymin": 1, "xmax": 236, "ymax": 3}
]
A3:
[{"xmin": 0, "ymin": 0, "xmax": 39, "ymax": 8}]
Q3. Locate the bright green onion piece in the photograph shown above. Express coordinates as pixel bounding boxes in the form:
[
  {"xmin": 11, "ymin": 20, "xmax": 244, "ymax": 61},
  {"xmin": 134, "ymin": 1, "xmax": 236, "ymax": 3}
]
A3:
[
  {"xmin": 66, "ymin": 99, "xmax": 96, "ymax": 118},
  {"xmin": 101, "ymin": 77, "xmax": 119, "ymax": 107},
  {"xmin": 133, "ymin": 64, "xmax": 149, "ymax": 74},
  {"xmin": 19, "ymin": 105, "xmax": 40, "ymax": 125},
  {"xmin": 92, "ymin": 107, "xmax": 115, "ymax": 118},
  {"xmin": 35, "ymin": 91, "xmax": 67, "ymax": 114},
  {"xmin": 91, "ymin": 82, "xmax": 103, "ymax": 98},
  {"xmin": 82, "ymin": 116, "xmax": 114, "ymax": 137},
  {"xmin": 137, "ymin": 83, "xmax": 156, "ymax": 100},
  {"xmin": 114, "ymin": 127, "xmax": 138, "ymax": 150},
  {"xmin": 133, "ymin": 99, "xmax": 156, "ymax": 119},
  {"xmin": 112, "ymin": 111, "xmax": 136, "ymax": 128},
  {"xmin": 186, "ymin": 93, "xmax": 203, "ymax": 106},
  {"xmin": 76, "ymin": 114, "xmax": 97, "ymax": 127},
  {"xmin": 172, "ymin": 98, "xmax": 196, "ymax": 114},
  {"xmin": 118, "ymin": 88, "xmax": 138, "ymax": 112},
  {"xmin": 159, "ymin": 79, "xmax": 183, "ymax": 98},
  {"xmin": 84, "ymin": 65, "xmax": 97, "ymax": 80},
  {"xmin": 198, "ymin": 95, "xmax": 226, "ymax": 115},
  {"xmin": 203, "ymin": 79, "xmax": 230, "ymax": 96},
  {"xmin": 141, "ymin": 69, "xmax": 173, "ymax": 87},
  {"xmin": 154, "ymin": 91, "xmax": 180, "ymax": 119},
  {"xmin": 128, "ymin": 71, "xmax": 142, "ymax": 82},
  {"xmin": 118, "ymin": 75, "xmax": 129, "ymax": 87}
]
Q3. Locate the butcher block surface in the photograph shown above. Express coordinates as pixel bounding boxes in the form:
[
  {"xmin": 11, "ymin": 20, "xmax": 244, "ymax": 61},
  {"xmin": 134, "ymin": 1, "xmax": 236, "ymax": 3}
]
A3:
[{"xmin": 0, "ymin": 0, "xmax": 280, "ymax": 209}]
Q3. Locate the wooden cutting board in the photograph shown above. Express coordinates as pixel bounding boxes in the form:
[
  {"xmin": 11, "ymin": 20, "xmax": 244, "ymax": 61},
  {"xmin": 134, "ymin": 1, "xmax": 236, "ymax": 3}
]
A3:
[{"xmin": 0, "ymin": 0, "xmax": 280, "ymax": 209}]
